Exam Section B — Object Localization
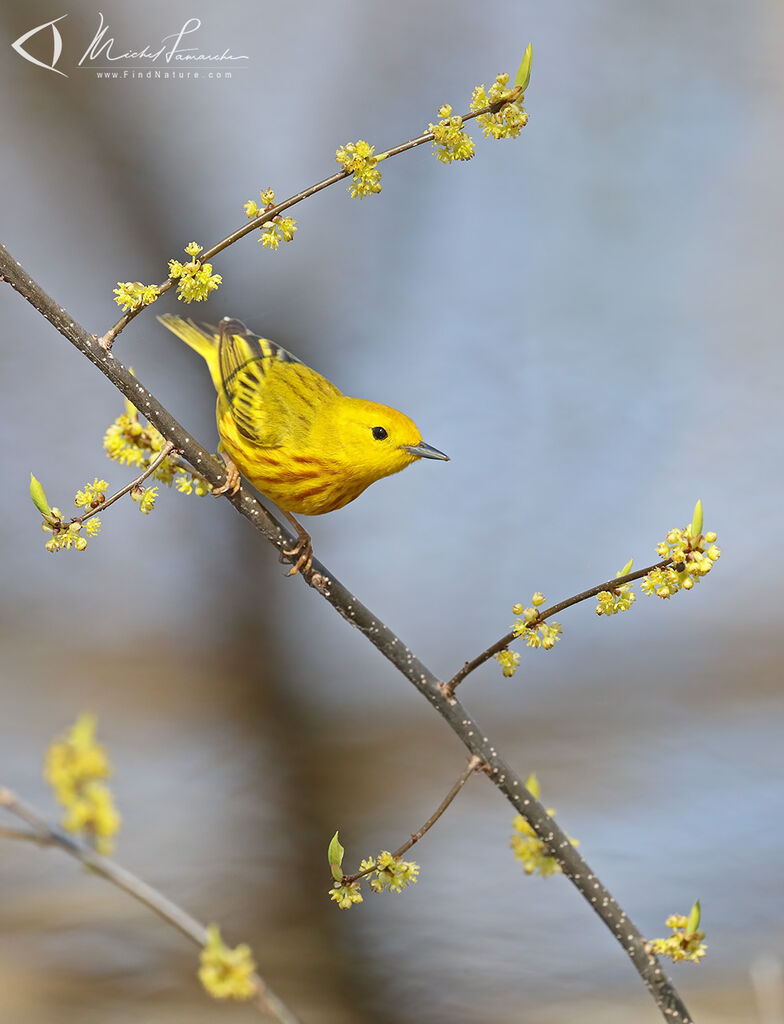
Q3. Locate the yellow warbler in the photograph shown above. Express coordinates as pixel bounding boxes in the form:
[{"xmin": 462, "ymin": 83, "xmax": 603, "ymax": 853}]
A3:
[{"xmin": 158, "ymin": 315, "xmax": 448, "ymax": 574}]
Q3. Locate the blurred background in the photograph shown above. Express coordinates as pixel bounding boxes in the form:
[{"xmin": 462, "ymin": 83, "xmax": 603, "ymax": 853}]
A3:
[{"xmin": 1, "ymin": 1, "xmax": 782, "ymax": 1022}]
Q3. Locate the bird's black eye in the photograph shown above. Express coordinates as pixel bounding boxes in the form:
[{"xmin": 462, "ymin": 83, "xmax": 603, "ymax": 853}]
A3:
[{"xmin": 372, "ymin": 426, "xmax": 388, "ymax": 441}]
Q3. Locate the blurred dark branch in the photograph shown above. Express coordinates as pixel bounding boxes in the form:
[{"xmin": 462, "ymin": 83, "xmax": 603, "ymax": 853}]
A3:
[
  {"xmin": 0, "ymin": 786, "xmax": 300, "ymax": 1024},
  {"xmin": 0, "ymin": 243, "xmax": 693, "ymax": 1024},
  {"xmin": 343, "ymin": 756, "xmax": 483, "ymax": 884},
  {"xmin": 99, "ymin": 92, "xmax": 519, "ymax": 349},
  {"xmin": 443, "ymin": 559, "xmax": 675, "ymax": 697}
]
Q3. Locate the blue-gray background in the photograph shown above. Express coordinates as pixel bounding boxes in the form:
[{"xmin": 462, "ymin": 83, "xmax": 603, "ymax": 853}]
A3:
[{"xmin": 1, "ymin": 2, "xmax": 781, "ymax": 1022}]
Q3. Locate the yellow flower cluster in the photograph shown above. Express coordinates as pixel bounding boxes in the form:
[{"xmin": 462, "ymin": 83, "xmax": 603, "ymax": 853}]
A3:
[
  {"xmin": 42, "ymin": 509, "xmax": 102, "ymax": 552},
  {"xmin": 43, "ymin": 713, "xmax": 121, "ymax": 854},
  {"xmin": 494, "ymin": 649, "xmax": 521, "ymax": 677},
  {"xmin": 328, "ymin": 882, "xmax": 363, "ymax": 909},
  {"xmin": 260, "ymin": 216, "xmax": 298, "ymax": 251},
  {"xmin": 244, "ymin": 187, "xmax": 277, "ymax": 219},
  {"xmin": 335, "ymin": 139, "xmax": 384, "ymax": 198},
  {"xmin": 104, "ymin": 402, "xmax": 209, "ymax": 496},
  {"xmin": 326, "ymin": 832, "xmax": 419, "ymax": 909},
  {"xmin": 471, "ymin": 73, "xmax": 529, "ymax": 140},
  {"xmin": 174, "ymin": 476, "xmax": 200, "ymax": 495},
  {"xmin": 244, "ymin": 188, "xmax": 298, "ymax": 248},
  {"xmin": 429, "ymin": 105, "xmax": 476, "ymax": 163},
  {"xmin": 74, "ymin": 478, "xmax": 108, "ymax": 510},
  {"xmin": 168, "ymin": 242, "xmax": 222, "ymax": 303},
  {"xmin": 641, "ymin": 567, "xmax": 679, "ymax": 599},
  {"xmin": 521, "ymin": 622, "xmax": 562, "ymax": 649},
  {"xmin": 131, "ymin": 485, "xmax": 158, "ymax": 514},
  {"xmin": 198, "ymin": 925, "xmax": 258, "ymax": 1000},
  {"xmin": 650, "ymin": 906, "xmax": 707, "ymax": 964},
  {"xmin": 32, "ymin": 474, "xmax": 104, "ymax": 552},
  {"xmin": 113, "ymin": 281, "xmax": 160, "ymax": 313},
  {"xmin": 359, "ymin": 851, "xmax": 420, "ymax": 894},
  {"xmin": 642, "ymin": 502, "xmax": 720, "ymax": 599},
  {"xmin": 510, "ymin": 774, "xmax": 578, "ymax": 877},
  {"xmin": 510, "ymin": 592, "xmax": 562, "ymax": 651},
  {"xmin": 596, "ymin": 558, "xmax": 637, "ymax": 616},
  {"xmin": 104, "ymin": 413, "xmax": 146, "ymax": 469}
]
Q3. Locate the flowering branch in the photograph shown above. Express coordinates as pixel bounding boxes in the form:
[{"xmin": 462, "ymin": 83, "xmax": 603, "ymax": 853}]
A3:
[
  {"xmin": 0, "ymin": 242, "xmax": 693, "ymax": 1024},
  {"xmin": 441, "ymin": 558, "xmax": 675, "ymax": 699},
  {"xmin": 98, "ymin": 89, "xmax": 523, "ymax": 349},
  {"xmin": 30, "ymin": 440, "xmax": 180, "ymax": 552},
  {"xmin": 80, "ymin": 441, "xmax": 177, "ymax": 521},
  {"xmin": 0, "ymin": 785, "xmax": 300, "ymax": 1024},
  {"xmin": 341, "ymin": 755, "xmax": 483, "ymax": 886}
]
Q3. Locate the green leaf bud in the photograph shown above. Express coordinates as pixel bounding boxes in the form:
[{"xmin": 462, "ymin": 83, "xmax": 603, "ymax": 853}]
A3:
[
  {"xmin": 687, "ymin": 899, "xmax": 701, "ymax": 933},
  {"xmin": 30, "ymin": 473, "xmax": 53, "ymax": 518},
  {"xmin": 514, "ymin": 43, "xmax": 533, "ymax": 93},
  {"xmin": 328, "ymin": 830, "xmax": 345, "ymax": 882}
]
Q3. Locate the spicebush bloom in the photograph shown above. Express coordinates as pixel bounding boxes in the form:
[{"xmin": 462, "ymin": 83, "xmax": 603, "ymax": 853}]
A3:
[
  {"xmin": 429, "ymin": 106, "xmax": 475, "ymax": 163},
  {"xmin": 650, "ymin": 911, "xmax": 707, "ymax": 964},
  {"xmin": 328, "ymin": 882, "xmax": 363, "ymax": 909},
  {"xmin": 335, "ymin": 139, "xmax": 384, "ymax": 198},
  {"xmin": 198, "ymin": 925, "xmax": 257, "ymax": 1000},
  {"xmin": 43, "ymin": 713, "xmax": 121, "ymax": 854},
  {"xmin": 471, "ymin": 73, "xmax": 529, "ymax": 139},
  {"xmin": 359, "ymin": 851, "xmax": 420, "ymax": 894}
]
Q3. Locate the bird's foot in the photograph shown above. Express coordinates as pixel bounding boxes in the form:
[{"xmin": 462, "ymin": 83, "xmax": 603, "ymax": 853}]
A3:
[
  {"xmin": 212, "ymin": 454, "xmax": 241, "ymax": 497},
  {"xmin": 282, "ymin": 534, "xmax": 313, "ymax": 576},
  {"xmin": 281, "ymin": 511, "xmax": 314, "ymax": 577}
]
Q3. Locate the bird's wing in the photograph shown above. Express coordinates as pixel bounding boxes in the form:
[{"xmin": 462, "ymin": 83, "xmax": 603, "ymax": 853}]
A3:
[{"xmin": 218, "ymin": 317, "xmax": 340, "ymax": 446}]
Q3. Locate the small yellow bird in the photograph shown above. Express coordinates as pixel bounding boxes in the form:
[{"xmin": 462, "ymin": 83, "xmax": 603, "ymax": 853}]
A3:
[{"xmin": 158, "ymin": 315, "xmax": 449, "ymax": 575}]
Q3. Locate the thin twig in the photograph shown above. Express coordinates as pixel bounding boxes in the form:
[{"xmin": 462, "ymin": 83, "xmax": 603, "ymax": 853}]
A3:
[
  {"xmin": 78, "ymin": 441, "xmax": 177, "ymax": 523},
  {"xmin": 342, "ymin": 756, "xmax": 483, "ymax": 884},
  {"xmin": 0, "ymin": 244, "xmax": 693, "ymax": 1023},
  {"xmin": 0, "ymin": 825, "xmax": 41, "ymax": 843},
  {"xmin": 393, "ymin": 755, "xmax": 483, "ymax": 858},
  {"xmin": 442, "ymin": 559, "xmax": 675, "ymax": 698},
  {"xmin": 98, "ymin": 93, "xmax": 518, "ymax": 349},
  {"xmin": 0, "ymin": 786, "xmax": 300, "ymax": 1024}
]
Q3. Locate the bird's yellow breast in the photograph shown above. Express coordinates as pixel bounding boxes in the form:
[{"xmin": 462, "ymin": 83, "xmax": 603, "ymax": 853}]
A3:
[{"xmin": 217, "ymin": 401, "xmax": 383, "ymax": 515}]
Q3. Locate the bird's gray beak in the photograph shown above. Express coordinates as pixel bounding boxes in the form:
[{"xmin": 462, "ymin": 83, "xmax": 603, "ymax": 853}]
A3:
[{"xmin": 403, "ymin": 442, "xmax": 450, "ymax": 461}]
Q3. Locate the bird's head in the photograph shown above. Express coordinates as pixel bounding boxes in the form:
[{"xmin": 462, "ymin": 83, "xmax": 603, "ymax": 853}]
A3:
[{"xmin": 333, "ymin": 397, "xmax": 449, "ymax": 484}]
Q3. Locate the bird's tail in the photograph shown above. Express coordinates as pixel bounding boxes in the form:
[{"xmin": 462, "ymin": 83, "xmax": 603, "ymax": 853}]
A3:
[{"xmin": 157, "ymin": 315, "xmax": 222, "ymax": 391}]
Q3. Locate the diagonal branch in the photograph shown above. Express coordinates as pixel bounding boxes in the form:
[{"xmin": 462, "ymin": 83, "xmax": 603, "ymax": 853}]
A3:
[
  {"xmin": 0, "ymin": 243, "xmax": 693, "ymax": 1024},
  {"xmin": 79, "ymin": 440, "xmax": 177, "ymax": 522},
  {"xmin": 0, "ymin": 786, "xmax": 300, "ymax": 1024},
  {"xmin": 343, "ymin": 755, "xmax": 483, "ymax": 884},
  {"xmin": 443, "ymin": 559, "xmax": 675, "ymax": 696},
  {"xmin": 99, "ymin": 92, "xmax": 520, "ymax": 349}
]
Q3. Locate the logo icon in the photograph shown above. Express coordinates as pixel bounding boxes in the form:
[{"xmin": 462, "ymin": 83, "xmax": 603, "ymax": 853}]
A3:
[{"xmin": 11, "ymin": 15, "xmax": 68, "ymax": 77}]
